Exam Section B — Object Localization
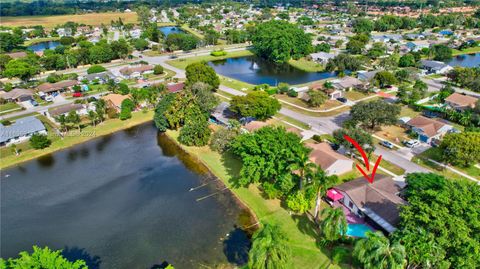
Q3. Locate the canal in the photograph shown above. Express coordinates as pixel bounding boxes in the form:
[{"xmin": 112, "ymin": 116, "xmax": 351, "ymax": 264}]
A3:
[{"xmin": 1, "ymin": 123, "xmax": 252, "ymax": 268}]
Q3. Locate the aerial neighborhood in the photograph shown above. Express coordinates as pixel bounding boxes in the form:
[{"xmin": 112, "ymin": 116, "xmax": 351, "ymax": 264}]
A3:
[{"xmin": 0, "ymin": 1, "xmax": 479, "ymax": 269}]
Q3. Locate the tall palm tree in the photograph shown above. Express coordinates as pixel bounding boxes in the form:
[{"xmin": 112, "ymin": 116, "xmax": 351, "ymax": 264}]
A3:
[
  {"xmin": 319, "ymin": 207, "xmax": 347, "ymax": 243},
  {"xmin": 88, "ymin": 110, "xmax": 98, "ymax": 127},
  {"xmin": 248, "ymin": 223, "xmax": 291, "ymax": 269},
  {"xmin": 353, "ymin": 231, "xmax": 406, "ymax": 269},
  {"xmin": 288, "ymin": 152, "xmax": 316, "ymax": 190},
  {"xmin": 310, "ymin": 166, "xmax": 339, "ymax": 220}
]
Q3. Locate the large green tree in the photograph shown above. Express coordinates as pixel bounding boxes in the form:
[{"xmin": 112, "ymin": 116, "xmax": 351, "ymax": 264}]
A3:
[
  {"xmin": 318, "ymin": 207, "xmax": 347, "ymax": 244},
  {"xmin": 185, "ymin": 62, "xmax": 220, "ymax": 89},
  {"xmin": 251, "ymin": 20, "xmax": 312, "ymax": 63},
  {"xmin": 333, "ymin": 127, "xmax": 375, "ymax": 156},
  {"xmin": 178, "ymin": 105, "xmax": 211, "ymax": 146},
  {"xmin": 439, "ymin": 132, "xmax": 480, "ymax": 167},
  {"xmin": 154, "ymin": 93, "xmax": 176, "ymax": 132},
  {"xmin": 354, "ymin": 231, "xmax": 406, "ymax": 269},
  {"xmin": 229, "ymin": 91, "xmax": 280, "ymax": 120},
  {"xmin": 349, "ymin": 100, "xmax": 400, "ymax": 130},
  {"xmin": 3, "ymin": 59, "xmax": 39, "ymax": 81},
  {"xmin": 1, "ymin": 246, "xmax": 87, "ymax": 269},
  {"xmin": 248, "ymin": 224, "xmax": 292, "ymax": 269}
]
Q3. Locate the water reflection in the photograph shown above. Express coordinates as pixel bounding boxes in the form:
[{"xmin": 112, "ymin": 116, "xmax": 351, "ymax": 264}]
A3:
[
  {"xmin": 223, "ymin": 226, "xmax": 251, "ymax": 266},
  {"xmin": 62, "ymin": 246, "xmax": 101, "ymax": 269},
  {"xmin": 445, "ymin": 53, "xmax": 480, "ymax": 68},
  {"xmin": 36, "ymin": 154, "xmax": 55, "ymax": 168}
]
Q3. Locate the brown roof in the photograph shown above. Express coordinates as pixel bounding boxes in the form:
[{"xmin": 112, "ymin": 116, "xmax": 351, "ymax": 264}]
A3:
[
  {"xmin": 445, "ymin": 93, "xmax": 478, "ymax": 107},
  {"xmin": 102, "ymin": 93, "xmax": 130, "ymax": 108},
  {"xmin": 333, "ymin": 76, "xmax": 363, "ymax": 89},
  {"xmin": 243, "ymin": 121, "xmax": 269, "ymax": 132},
  {"xmin": 0, "ymin": 88, "xmax": 33, "ymax": 100},
  {"xmin": 49, "ymin": 103, "xmax": 84, "ymax": 117},
  {"xmin": 335, "ymin": 175, "xmax": 406, "ymax": 226},
  {"xmin": 37, "ymin": 80, "xmax": 79, "ymax": 93},
  {"xmin": 5, "ymin": 51, "xmax": 27, "ymax": 59},
  {"xmin": 167, "ymin": 82, "xmax": 185, "ymax": 93},
  {"xmin": 119, "ymin": 65, "xmax": 154, "ymax": 75},
  {"xmin": 407, "ymin": 115, "xmax": 446, "ymax": 137},
  {"xmin": 306, "ymin": 142, "xmax": 352, "ymax": 170}
]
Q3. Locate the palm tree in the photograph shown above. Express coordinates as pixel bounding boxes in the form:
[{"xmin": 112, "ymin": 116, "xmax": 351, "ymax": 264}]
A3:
[
  {"xmin": 353, "ymin": 231, "xmax": 406, "ymax": 269},
  {"xmin": 94, "ymin": 99, "xmax": 106, "ymax": 122},
  {"xmin": 248, "ymin": 223, "xmax": 291, "ymax": 269},
  {"xmin": 288, "ymin": 152, "xmax": 316, "ymax": 190},
  {"xmin": 319, "ymin": 207, "xmax": 347, "ymax": 244},
  {"xmin": 310, "ymin": 167, "xmax": 339, "ymax": 220},
  {"xmin": 88, "ymin": 110, "xmax": 98, "ymax": 127}
]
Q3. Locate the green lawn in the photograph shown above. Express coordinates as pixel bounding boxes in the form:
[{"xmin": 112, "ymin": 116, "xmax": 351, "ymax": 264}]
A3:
[
  {"xmin": 219, "ymin": 75, "xmax": 254, "ymax": 91},
  {"xmin": 23, "ymin": 36, "xmax": 60, "ymax": 46},
  {"xmin": 0, "ymin": 102, "xmax": 22, "ymax": 113},
  {"xmin": 273, "ymin": 113, "xmax": 311, "ymax": 130},
  {"xmin": 165, "ymin": 129, "xmax": 351, "ymax": 269},
  {"xmin": 416, "ymin": 147, "xmax": 480, "ymax": 180},
  {"xmin": 344, "ymin": 91, "xmax": 373, "ymax": 101},
  {"xmin": 166, "ymin": 49, "xmax": 254, "ymax": 69},
  {"xmin": 180, "ymin": 24, "xmax": 205, "ymax": 39},
  {"xmin": 0, "ymin": 110, "xmax": 154, "ymax": 169},
  {"xmin": 289, "ymin": 58, "xmax": 325, "ymax": 72},
  {"xmin": 452, "ymin": 46, "xmax": 480, "ymax": 56}
]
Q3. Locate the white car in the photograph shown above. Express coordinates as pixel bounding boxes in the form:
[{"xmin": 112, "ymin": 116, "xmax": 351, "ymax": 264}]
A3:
[{"xmin": 403, "ymin": 140, "xmax": 420, "ymax": 148}]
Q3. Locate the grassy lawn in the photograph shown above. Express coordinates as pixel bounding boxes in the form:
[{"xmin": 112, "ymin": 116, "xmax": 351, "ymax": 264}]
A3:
[
  {"xmin": 344, "ymin": 91, "xmax": 372, "ymax": 101},
  {"xmin": 166, "ymin": 49, "xmax": 254, "ymax": 69},
  {"xmin": 23, "ymin": 37, "xmax": 60, "ymax": 46},
  {"xmin": 0, "ymin": 110, "xmax": 154, "ymax": 169},
  {"xmin": 288, "ymin": 58, "xmax": 325, "ymax": 72},
  {"xmin": 375, "ymin": 125, "xmax": 410, "ymax": 145},
  {"xmin": 220, "ymin": 75, "xmax": 254, "ymax": 91},
  {"xmin": 165, "ymin": 129, "xmax": 349, "ymax": 269},
  {"xmin": 416, "ymin": 147, "xmax": 480, "ymax": 179},
  {"xmin": 275, "ymin": 94, "xmax": 343, "ymax": 111},
  {"xmin": 452, "ymin": 46, "xmax": 480, "ymax": 56},
  {"xmin": 180, "ymin": 24, "xmax": 205, "ymax": 39},
  {"xmin": 400, "ymin": 105, "xmax": 420, "ymax": 118},
  {"xmin": 280, "ymin": 101, "xmax": 350, "ymax": 117},
  {"xmin": 273, "ymin": 113, "xmax": 311, "ymax": 130},
  {"xmin": 0, "ymin": 102, "xmax": 22, "ymax": 113},
  {"xmin": 1, "ymin": 12, "xmax": 138, "ymax": 28}
]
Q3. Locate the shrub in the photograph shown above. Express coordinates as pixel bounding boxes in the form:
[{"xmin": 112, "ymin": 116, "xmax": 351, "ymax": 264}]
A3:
[
  {"xmin": 29, "ymin": 133, "xmax": 51, "ymax": 149},
  {"xmin": 332, "ymin": 246, "xmax": 350, "ymax": 265},
  {"xmin": 312, "ymin": 134, "xmax": 323, "ymax": 143},
  {"xmin": 287, "ymin": 89, "xmax": 298, "ymax": 97},
  {"xmin": 87, "ymin": 65, "xmax": 106, "ymax": 74},
  {"xmin": 210, "ymin": 50, "xmax": 227, "ymax": 56},
  {"xmin": 153, "ymin": 65, "xmax": 164, "ymax": 75},
  {"xmin": 261, "ymin": 182, "xmax": 281, "ymax": 199},
  {"xmin": 265, "ymin": 87, "xmax": 278, "ymax": 95},
  {"xmin": 278, "ymin": 82, "xmax": 290, "ymax": 94}
]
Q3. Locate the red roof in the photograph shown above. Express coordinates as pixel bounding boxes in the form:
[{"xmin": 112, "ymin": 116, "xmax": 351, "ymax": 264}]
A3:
[
  {"xmin": 167, "ymin": 82, "xmax": 185, "ymax": 93},
  {"xmin": 327, "ymin": 189, "xmax": 344, "ymax": 201}
]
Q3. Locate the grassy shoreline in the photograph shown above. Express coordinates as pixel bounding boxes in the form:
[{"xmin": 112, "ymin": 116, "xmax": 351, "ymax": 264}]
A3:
[
  {"xmin": 23, "ymin": 37, "xmax": 61, "ymax": 46},
  {"xmin": 0, "ymin": 111, "xmax": 154, "ymax": 170}
]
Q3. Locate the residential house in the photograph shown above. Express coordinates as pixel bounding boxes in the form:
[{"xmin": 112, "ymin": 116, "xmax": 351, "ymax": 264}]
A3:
[
  {"xmin": 102, "ymin": 93, "xmax": 131, "ymax": 112},
  {"xmin": 0, "ymin": 88, "xmax": 34, "ymax": 102},
  {"xmin": 420, "ymin": 60, "xmax": 453, "ymax": 75},
  {"xmin": 331, "ymin": 175, "xmax": 407, "ymax": 233},
  {"xmin": 0, "ymin": 116, "xmax": 47, "ymax": 146},
  {"xmin": 48, "ymin": 103, "xmax": 87, "ymax": 119},
  {"xmin": 166, "ymin": 82, "xmax": 185, "ymax": 93},
  {"xmin": 37, "ymin": 80, "xmax": 79, "ymax": 95},
  {"xmin": 310, "ymin": 83, "xmax": 343, "ymax": 100},
  {"xmin": 406, "ymin": 115, "xmax": 453, "ymax": 143},
  {"xmin": 357, "ymin": 70, "xmax": 379, "ymax": 82},
  {"xmin": 371, "ymin": 34, "xmax": 403, "ymax": 44},
  {"xmin": 332, "ymin": 76, "xmax": 365, "ymax": 91},
  {"xmin": 210, "ymin": 102, "xmax": 235, "ymax": 125},
  {"xmin": 310, "ymin": 52, "xmax": 336, "ymax": 65},
  {"xmin": 444, "ymin": 93, "xmax": 478, "ymax": 111},
  {"xmin": 82, "ymin": 71, "xmax": 117, "ymax": 84},
  {"xmin": 119, "ymin": 65, "xmax": 154, "ymax": 79},
  {"xmin": 306, "ymin": 142, "xmax": 353, "ymax": 175},
  {"xmin": 405, "ymin": 40, "xmax": 430, "ymax": 52}
]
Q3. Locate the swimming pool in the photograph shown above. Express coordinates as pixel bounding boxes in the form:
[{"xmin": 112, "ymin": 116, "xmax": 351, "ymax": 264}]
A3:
[{"xmin": 346, "ymin": 224, "xmax": 373, "ymax": 238}]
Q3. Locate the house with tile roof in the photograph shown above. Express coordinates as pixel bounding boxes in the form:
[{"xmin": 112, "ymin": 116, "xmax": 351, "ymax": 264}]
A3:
[
  {"xmin": 444, "ymin": 93, "xmax": 478, "ymax": 111},
  {"xmin": 37, "ymin": 80, "xmax": 79, "ymax": 94},
  {"xmin": 0, "ymin": 116, "xmax": 47, "ymax": 146},
  {"xmin": 406, "ymin": 115, "xmax": 453, "ymax": 143},
  {"xmin": 332, "ymin": 175, "xmax": 406, "ymax": 233},
  {"xmin": 306, "ymin": 142, "xmax": 353, "ymax": 175}
]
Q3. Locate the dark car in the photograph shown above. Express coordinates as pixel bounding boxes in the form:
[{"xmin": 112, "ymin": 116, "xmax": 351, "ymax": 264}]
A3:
[{"xmin": 337, "ymin": 97, "xmax": 348, "ymax": 103}]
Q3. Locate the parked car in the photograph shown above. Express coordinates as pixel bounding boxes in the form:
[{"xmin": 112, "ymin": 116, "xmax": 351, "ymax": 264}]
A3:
[
  {"xmin": 403, "ymin": 140, "xmax": 420, "ymax": 148},
  {"xmin": 379, "ymin": 140, "xmax": 395, "ymax": 149},
  {"xmin": 45, "ymin": 95, "xmax": 54, "ymax": 102},
  {"xmin": 337, "ymin": 97, "xmax": 348, "ymax": 103},
  {"xmin": 72, "ymin": 92, "xmax": 83, "ymax": 97}
]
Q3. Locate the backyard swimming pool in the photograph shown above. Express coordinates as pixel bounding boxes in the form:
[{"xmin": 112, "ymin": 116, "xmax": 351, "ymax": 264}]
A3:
[{"xmin": 346, "ymin": 224, "xmax": 373, "ymax": 238}]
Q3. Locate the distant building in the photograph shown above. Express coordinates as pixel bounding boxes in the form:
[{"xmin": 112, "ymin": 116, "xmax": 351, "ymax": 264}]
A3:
[
  {"xmin": 357, "ymin": 70, "xmax": 379, "ymax": 82},
  {"xmin": 332, "ymin": 76, "xmax": 364, "ymax": 91},
  {"xmin": 420, "ymin": 60, "xmax": 453, "ymax": 75},
  {"xmin": 310, "ymin": 52, "xmax": 336, "ymax": 65},
  {"xmin": 37, "ymin": 80, "xmax": 79, "ymax": 94},
  {"xmin": 119, "ymin": 65, "xmax": 154, "ymax": 79},
  {"xmin": 444, "ymin": 93, "xmax": 478, "ymax": 111},
  {"xmin": 0, "ymin": 88, "xmax": 34, "ymax": 102},
  {"xmin": 82, "ymin": 71, "xmax": 117, "ymax": 84},
  {"xmin": 0, "ymin": 116, "xmax": 47, "ymax": 146},
  {"xmin": 406, "ymin": 116, "xmax": 453, "ymax": 143},
  {"xmin": 306, "ymin": 142, "xmax": 353, "ymax": 175},
  {"xmin": 48, "ymin": 103, "xmax": 87, "ymax": 119},
  {"xmin": 405, "ymin": 41, "xmax": 430, "ymax": 52}
]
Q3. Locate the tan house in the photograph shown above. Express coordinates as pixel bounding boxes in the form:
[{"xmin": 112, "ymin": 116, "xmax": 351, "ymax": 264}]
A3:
[
  {"xmin": 406, "ymin": 116, "xmax": 453, "ymax": 143},
  {"xmin": 0, "ymin": 88, "xmax": 34, "ymax": 102},
  {"xmin": 333, "ymin": 175, "xmax": 407, "ymax": 233},
  {"xmin": 102, "ymin": 93, "xmax": 131, "ymax": 112},
  {"xmin": 306, "ymin": 142, "xmax": 353, "ymax": 176},
  {"xmin": 310, "ymin": 83, "xmax": 343, "ymax": 100},
  {"xmin": 37, "ymin": 80, "xmax": 79, "ymax": 94},
  {"xmin": 332, "ymin": 76, "xmax": 364, "ymax": 91},
  {"xmin": 444, "ymin": 93, "xmax": 478, "ymax": 111},
  {"xmin": 119, "ymin": 65, "xmax": 154, "ymax": 78}
]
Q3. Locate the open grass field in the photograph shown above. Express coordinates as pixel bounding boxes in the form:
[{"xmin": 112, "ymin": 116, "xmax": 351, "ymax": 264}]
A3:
[
  {"xmin": 166, "ymin": 49, "xmax": 254, "ymax": 69},
  {"xmin": 416, "ymin": 147, "xmax": 480, "ymax": 180},
  {"xmin": 289, "ymin": 58, "xmax": 325, "ymax": 72},
  {"xmin": 452, "ymin": 46, "xmax": 480, "ymax": 56},
  {"xmin": 0, "ymin": 102, "xmax": 22, "ymax": 114},
  {"xmin": 1, "ymin": 12, "xmax": 138, "ymax": 28},
  {"xmin": 165, "ymin": 129, "xmax": 353, "ymax": 269}
]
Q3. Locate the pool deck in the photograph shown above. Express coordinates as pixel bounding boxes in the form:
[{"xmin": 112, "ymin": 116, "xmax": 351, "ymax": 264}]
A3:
[{"xmin": 333, "ymin": 201, "xmax": 365, "ymax": 224}]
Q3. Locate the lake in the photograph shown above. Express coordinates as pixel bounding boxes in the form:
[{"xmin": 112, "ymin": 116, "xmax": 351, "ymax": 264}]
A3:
[
  {"xmin": 208, "ymin": 56, "xmax": 337, "ymax": 86},
  {"xmin": 27, "ymin": 41, "xmax": 61, "ymax": 52},
  {"xmin": 159, "ymin": 26, "xmax": 185, "ymax": 37},
  {"xmin": 1, "ymin": 123, "xmax": 253, "ymax": 269},
  {"xmin": 445, "ymin": 53, "xmax": 480, "ymax": 68}
]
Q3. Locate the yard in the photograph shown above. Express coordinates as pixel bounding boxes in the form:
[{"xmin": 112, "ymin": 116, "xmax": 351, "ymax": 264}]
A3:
[
  {"xmin": 23, "ymin": 37, "xmax": 60, "ymax": 46},
  {"xmin": 165, "ymin": 129, "xmax": 353, "ymax": 269},
  {"xmin": 0, "ymin": 102, "xmax": 22, "ymax": 114},
  {"xmin": 166, "ymin": 49, "xmax": 254, "ymax": 69},
  {"xmin": 288, "ymin": 58, "xmax": 325, "ymax": 72},
  {"xmin": 452, "ymin": 46, "xmax": 480, "ymax": 56},
  {"xmin": 344, "ymin": 91, "xmax": 373, "ymax": 101},
  {"xmin": 0, "ymin": 12, "xmax": 138, "ymax": 28},
  {"xmin": 220, "ymin": 75, "xmax": 254, "ymax": 91},
  {"xmin": 275, "ymin": 94, "xmax": 344, "ymax": 111}
]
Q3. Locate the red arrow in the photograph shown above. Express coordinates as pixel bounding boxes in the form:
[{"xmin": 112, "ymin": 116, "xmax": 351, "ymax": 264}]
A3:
[{"xmin": 343, "ymin": 134, "xmax": 382, "ymax": 184}]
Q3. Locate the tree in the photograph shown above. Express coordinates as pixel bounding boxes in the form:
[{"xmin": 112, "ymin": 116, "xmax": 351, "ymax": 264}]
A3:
[
  {"xmin": 119, "ymin": 98, "xmax": 135, "ymax": 120},
  {"xmin": 325, "ymin": 54, "xmax": 363, "ymax": 72},
  {"xmin": 110, "ymin": 39, "xmax": 130, "ymax": 59},
  {"xmin": 354, "ymin": 231, "xmax": 406, "ymax": 269},
  {"xmin": 372, "ymin": 71, "xmax": 397, "ymax": 88},
  {"xmin": 178, "ymin": 105, "xmax": 211, "ymax": 146},
  {"xmin": 3, "ymin": 59, "xmax": 39, "ymax": 81},
  {"xmin": 346, "ymin": 39, "xmax": 365, "ymax": 54},
  {"xmin": 398, "ymin": 53, "xmax": 417, "ymax": 67},
  {"xmin": 314, "ymin": 42, "xmax": 331, "ymax": 53},
  {"xmin": 29, "ymin": 134, "xmax": 51, "ymax": 149},
  {"xmin": 248, "ymin": 224, "xmax": 291, "ymax": 269},
  {"xmin": 231, "ymin": 126, "xmax": 310, "ymax": 192},
  {"xmin": 333, "ymin": 127, "xmax": 375, "ymax": 156},
  {"xmin": 165, "ymin": 33, "xmax": 198, "ymax": 51},
  {"xmin": 133, "ymin": 38, "xmax": 149, "ymax": 51},
  {"xmin": 394, "ymin": 173, "xmax": 480, "ymax": 268},
  {"xmin": 136, "ymin": 5, "xmax": 151, "ymax": 27},
  {"xmin": 59, "ymin": 36, "xmax": 75, "ymax": 46},
  {"xmin": 432, "ymin": 44, "xmax": 452, "ymax": 61},
  {"xmin": 204, "ymin": 29, "xmax": 220, "ymax": 45},
  {"xmin": 87, "ymin": 65, "xmax": 106, "ymax": 74},
  {"xmin": 0, "ymin": 32, "xmax": 23, "ymax": 52},
  {"xmin": 0, "ymin": 54, "xmax": 12, "ymax": 71},
  {"xmin": 1, "ymin": 246, "xmax": 87, "ymax": 269},
  {"xmin": 66, "ymin": 110, "xmax": 81, "ymax": 131},
  {"xmin": 349, "ymin": 100, "xmax": 400, "ymax": 130},
  {"xmin": 307, "ymin": 90, "xmax": 327, "ymax": 107},
  {"xmin": 230, "ymin": 91, "xmax": 280, "ymax": 121},
  {"xmin": 153, "ymin": 65, "xmax": 164, "ymax": 75},
  {"xmin": 318, "ymin": 207, "xmax": 347, "ymax": 244},
  {"xmin": 367, "ymin": 42, "xmax": 386, "ymax": 59},
  {"xmin": 88, "ymin": 110, "xmax": 98, "ymax": 127},
  {"xmin": 251, "ymin": 20, "xmax": 312, "ymax": 63},
  {"xmin": 88, "ymin": 41, "xmax": 114, "ymax": 63},
  {"xmin": 189, "ymin": 82, "xmax": 219, "ymax": 113},
  {"xmin": 154, "ymin": 93, "xmax": 176, "ymax": 132},
  {"xmin": 209, "ymin": 123, "xmax": 241, "ymax": 153},
  {"xmin": 440, "ymin": 132, "xmax": 480, "ymax": 167},
  {"xmin": 185, "ymin": 62, "xmax": 220, "ymax": 89},
  {"xmin": 353, "ymin": 18, "xmax": 374, "ymax": 34}
]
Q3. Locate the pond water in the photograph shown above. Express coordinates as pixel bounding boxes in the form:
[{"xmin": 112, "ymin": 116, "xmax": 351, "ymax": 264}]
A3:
[
  {"xmin": 1, "ymin": 123, "xmax": 253, "ymax": 269},
  {"xmin": 27, "ymin": 41, "xmax": 61, "ymax": 52},
  {"xmin": 445, "ymin": 53, "xmax": 480, "ymax": 68},
  {"xmin": 208, "ymin": 56, "xmax": 337, "ymax": 86},
  {"xmin": 159, "ymin": 26, "xmax": 185, "ymax": 37}
]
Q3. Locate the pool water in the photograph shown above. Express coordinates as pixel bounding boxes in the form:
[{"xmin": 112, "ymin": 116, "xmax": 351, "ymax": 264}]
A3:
[{"xmin": 346, "ymin": 224, "xmax": 373, "ymax": 238}]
